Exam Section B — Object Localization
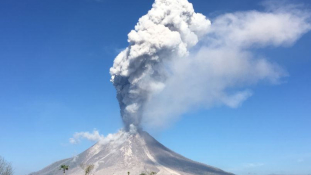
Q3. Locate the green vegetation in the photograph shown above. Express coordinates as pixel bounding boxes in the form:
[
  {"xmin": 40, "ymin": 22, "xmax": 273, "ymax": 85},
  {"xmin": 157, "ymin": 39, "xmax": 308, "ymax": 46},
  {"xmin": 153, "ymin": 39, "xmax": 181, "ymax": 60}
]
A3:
[
  {"xmin": 79, "ymin": 164, "xmax": 94, "ymax": 175},
  {"xmin": 59, "ymin": 165, "xmax": 69, "ymax": 175}
]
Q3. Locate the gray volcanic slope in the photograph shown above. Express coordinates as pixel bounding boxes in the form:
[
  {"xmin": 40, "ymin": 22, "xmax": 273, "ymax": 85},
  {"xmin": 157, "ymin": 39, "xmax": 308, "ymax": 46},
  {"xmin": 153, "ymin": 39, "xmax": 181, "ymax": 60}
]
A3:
[{"xmin": 30, "ymin": 131, "xmax": 233, "ymax": 175}]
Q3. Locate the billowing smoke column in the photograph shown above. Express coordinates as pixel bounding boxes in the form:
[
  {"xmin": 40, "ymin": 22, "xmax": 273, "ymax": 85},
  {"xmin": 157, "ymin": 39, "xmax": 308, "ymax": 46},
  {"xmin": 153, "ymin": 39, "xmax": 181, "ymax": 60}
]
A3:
[
  {"xmin": 110, "ymin": 0, "xmax": 211, "ymax": 131},
  {"xmin": 110, "ymin": 0, "xmax": 311, "ymax": 131}
]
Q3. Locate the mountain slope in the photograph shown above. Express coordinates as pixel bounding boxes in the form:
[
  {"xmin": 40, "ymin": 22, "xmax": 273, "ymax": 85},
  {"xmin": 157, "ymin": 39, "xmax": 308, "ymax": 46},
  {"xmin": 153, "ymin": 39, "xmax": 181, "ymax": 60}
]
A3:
[{"xmin": 30, "ymin": 131, "xmax": 233, "ymax": 175}]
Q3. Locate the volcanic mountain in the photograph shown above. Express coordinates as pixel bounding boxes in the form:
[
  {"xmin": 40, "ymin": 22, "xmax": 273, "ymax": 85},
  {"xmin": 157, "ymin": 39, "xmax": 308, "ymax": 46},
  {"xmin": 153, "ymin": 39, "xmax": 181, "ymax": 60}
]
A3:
[{"xmin": 30, "ymin": 131, "xmax": 233, "ymax": 175}]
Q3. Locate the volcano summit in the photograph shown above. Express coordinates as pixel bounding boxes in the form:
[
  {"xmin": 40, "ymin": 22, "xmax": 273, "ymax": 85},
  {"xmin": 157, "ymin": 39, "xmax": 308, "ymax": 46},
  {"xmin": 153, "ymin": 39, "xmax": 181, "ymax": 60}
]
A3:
[{"xmin": 30, "ymin": 131, "xmax": 233, "ymax": 175}]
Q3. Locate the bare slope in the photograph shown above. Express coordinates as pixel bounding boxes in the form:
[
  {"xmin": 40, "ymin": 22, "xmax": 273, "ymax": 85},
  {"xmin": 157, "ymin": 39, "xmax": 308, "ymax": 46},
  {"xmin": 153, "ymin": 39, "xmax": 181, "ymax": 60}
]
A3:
[{"xmin": 30, "ymin": 131, "xmax": 233, "ymax": 175}]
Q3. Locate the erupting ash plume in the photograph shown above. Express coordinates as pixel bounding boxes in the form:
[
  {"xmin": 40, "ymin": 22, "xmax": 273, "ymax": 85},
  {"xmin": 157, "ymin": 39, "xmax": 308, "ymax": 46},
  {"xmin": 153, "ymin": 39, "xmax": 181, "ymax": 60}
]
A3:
[
  {"xmin": 110, "ymin": 0, "xmax": 211, "ymax": 130},
  {"xmin": 111, "ymin": 0, "xmax": 311, "ymax": 131},
  {"xmin": 32, "ymin": 1, "xmax": 311, "ymax": 174}
]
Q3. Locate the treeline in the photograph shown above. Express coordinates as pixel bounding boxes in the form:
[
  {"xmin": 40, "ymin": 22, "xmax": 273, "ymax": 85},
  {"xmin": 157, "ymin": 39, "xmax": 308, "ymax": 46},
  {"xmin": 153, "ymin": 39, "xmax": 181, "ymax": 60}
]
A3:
[{"xmin": 0, "ymin": 156, "xmax": 13, "ymax": 175}]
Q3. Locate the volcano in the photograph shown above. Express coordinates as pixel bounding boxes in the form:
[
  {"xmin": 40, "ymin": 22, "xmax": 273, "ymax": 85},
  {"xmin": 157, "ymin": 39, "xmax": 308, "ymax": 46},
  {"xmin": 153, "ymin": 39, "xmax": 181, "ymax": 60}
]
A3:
[{"xmin": 30, "ymin": 131, "xmax": 233, "ymax": 175}]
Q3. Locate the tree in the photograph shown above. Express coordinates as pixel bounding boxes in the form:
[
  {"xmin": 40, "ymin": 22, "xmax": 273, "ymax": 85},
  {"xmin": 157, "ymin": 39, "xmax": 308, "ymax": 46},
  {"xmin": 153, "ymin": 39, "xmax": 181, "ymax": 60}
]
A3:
[
  {"xmin": 0, "ymin": 156, "xmax": 13, "ymax": 175},
  {"xmin": 127, "ymin": 171, "xmax": 130, "ymax": 175},
  {"xmin": 59, "ymin": 165, "xmax": 69, "ymax": 175},
  {"xmin": 79, "ymin": 164, "xmax": 94, "ymax": 175}
]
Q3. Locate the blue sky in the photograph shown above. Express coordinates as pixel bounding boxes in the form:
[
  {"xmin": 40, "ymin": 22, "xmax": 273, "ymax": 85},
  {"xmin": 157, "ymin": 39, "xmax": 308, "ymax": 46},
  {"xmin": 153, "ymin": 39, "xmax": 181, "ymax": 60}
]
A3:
[{"xmin": 0, "ymin": 0, "xmax": 311, "ymax": 175}]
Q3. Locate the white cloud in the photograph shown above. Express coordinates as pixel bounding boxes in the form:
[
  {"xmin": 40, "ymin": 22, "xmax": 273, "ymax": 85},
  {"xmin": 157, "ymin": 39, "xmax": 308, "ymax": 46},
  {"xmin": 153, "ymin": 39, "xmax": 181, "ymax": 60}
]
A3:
[
  {"xmin": 69, "ymin": 129, "xmax": 104, "ymax": 144},
  {"xmin": 69, "ymin": 129, "xmax": 133, "ymax": 145},
  {"xmin": 243, "ymin": 163, "xmax": 265, "ymax": 168}
]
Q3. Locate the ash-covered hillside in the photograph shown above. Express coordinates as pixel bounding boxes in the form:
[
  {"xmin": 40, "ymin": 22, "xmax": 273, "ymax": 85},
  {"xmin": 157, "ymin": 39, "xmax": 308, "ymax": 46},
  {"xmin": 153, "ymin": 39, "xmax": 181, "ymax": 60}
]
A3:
[{"xmin": 30, "ymin": 131, "xmax": 233, "ymax": 175}]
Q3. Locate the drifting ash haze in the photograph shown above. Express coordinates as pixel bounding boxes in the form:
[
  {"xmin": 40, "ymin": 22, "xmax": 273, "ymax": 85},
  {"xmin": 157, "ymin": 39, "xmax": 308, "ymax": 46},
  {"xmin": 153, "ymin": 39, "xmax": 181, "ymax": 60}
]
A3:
[
  {"xmin": 30, "ymin": 131, "xmax": 233, "ymax": 175},
  {"xmin": 32, "ymin": 0, "xmax": 311, "ymax": 174},
  {"xmin": 110, "ymin": 0, "xmax": 311, "ymax": 130}
]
